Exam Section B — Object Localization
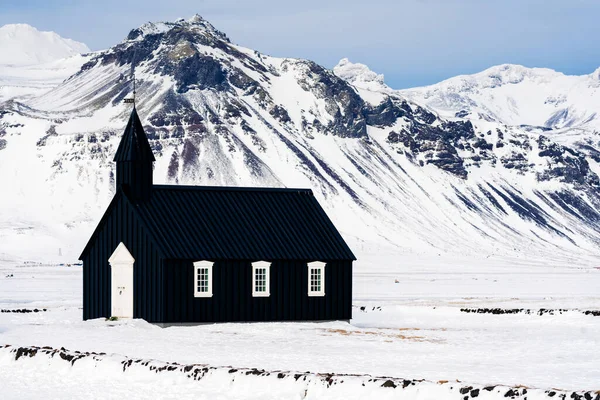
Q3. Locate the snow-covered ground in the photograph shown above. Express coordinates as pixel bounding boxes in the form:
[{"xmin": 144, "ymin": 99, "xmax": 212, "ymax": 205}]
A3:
[{"xmin": 1, "ymin": 249, "xmax": 600, "ymax": 399}]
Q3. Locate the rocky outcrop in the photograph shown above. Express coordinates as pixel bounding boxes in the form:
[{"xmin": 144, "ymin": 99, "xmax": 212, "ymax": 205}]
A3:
[{"xmin": 2, "ymin": 344, "xmax": 598, "ymax": 399}]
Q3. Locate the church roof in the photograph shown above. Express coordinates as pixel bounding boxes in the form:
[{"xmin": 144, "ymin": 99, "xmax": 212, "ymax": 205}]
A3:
[
  {"xmin": 133, "ymin": 185, "xmax": 356, "ymax": 261},
  {"xmin": 114, "ymin": 107, "xmax": 155, "ymax": 162}
]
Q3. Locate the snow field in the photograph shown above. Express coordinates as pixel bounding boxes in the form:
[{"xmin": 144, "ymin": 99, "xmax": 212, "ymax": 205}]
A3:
[{"xmin": 1, "ymin": 258, "xmax": 600, "ymax": 398}]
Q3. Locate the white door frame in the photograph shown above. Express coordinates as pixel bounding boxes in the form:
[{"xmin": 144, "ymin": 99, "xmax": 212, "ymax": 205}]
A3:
[{"xmin": 108, "ymin": 242, "xmax": 134, "ymax": 318}]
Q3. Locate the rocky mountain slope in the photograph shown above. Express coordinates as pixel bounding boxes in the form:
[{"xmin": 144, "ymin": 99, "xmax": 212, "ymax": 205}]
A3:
[{"xmin": 1, "ymin": 16, "xmax": 600, "ymax": 265}]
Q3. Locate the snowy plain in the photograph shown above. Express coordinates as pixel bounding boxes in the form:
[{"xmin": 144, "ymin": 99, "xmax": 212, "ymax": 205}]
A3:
[{"xmin": 1, "ymin": 244, "xmax": 600, "ymax": 399}]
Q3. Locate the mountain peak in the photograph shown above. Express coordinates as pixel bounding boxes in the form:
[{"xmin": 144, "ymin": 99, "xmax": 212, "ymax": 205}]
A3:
[
  {"xmin": 333, "ymin": 58, "xmax": 387, "ymax": 91},
  {"xmin": 0, "ymin": 23, "xmax": 89, "ymax": 66},
  {"xmin": 126, "ymin": 14, "xmax": 230, "ymax": 43},
  {"xmin": 479, "ymin": 63, "xmax": 561, "ymax": 80}
]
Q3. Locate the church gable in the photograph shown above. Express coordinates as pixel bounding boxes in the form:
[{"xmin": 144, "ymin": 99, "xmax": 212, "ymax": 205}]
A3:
[
  {"xmin": 80, "ymin": 188, "xmax": 165, "ymax": 321},
  {"xmin": 79, "ymin": 189, "xmax": 166, "ymax": 260}
]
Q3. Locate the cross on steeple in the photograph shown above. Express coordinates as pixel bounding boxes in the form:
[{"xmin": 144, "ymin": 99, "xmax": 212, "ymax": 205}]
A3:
[{"xmin": 124, "ymin": 73, "xmax": 136, "ymax": 105}]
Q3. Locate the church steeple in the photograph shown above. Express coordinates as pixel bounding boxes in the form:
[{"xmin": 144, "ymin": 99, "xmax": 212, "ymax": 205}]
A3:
[{"xmin": 114, "ymin": 107, "xmax": 155, "ymax": 203}]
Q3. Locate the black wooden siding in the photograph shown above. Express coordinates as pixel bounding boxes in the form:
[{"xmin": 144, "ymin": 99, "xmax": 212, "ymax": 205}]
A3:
[
  {"xmin": 164, "ymin": 259, "xmax": 352, "ymax": 322},
  {"xmin": 116, "ymin": 160, "xmax": 154, "ymax": 204},
  {"xmin": 82, "ymin": 192, "xmax": 164, "ymax": 322}
]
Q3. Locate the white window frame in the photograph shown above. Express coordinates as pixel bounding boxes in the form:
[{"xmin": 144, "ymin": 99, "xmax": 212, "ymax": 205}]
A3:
[
  {"xmin": 252, "ymin": 261, "xmax": 271, "ymax": 297},
  {"xmin": 193, "ymin": 260, "xmax": 214, "ymax": 298},
  {"xmin": 307, "ymin": 261, "xmax": 326, "ymax": 297}
]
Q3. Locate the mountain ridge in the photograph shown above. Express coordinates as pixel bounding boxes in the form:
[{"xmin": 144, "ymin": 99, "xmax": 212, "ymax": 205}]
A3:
[
  {"xmin": 0, "ymin": 23, "xmax": 89, "ymax": 66},
  {"xmin": 1, "ymin": 16, "xmax": 600, "ymax": 266}
]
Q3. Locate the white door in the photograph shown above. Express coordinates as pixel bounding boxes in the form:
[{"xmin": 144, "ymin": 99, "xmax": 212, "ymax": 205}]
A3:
[{"xmin": 109, "ymin": 243, "xmax": 134, "ymax": 318}]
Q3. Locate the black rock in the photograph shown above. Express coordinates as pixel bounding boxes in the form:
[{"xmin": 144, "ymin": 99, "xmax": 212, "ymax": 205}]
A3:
[
  {"xmin": 381, "ymin": 380, "xmax": 397, "ymax": 388},
  {"xmin": 460, "ymin": 386, "xmax": 473, "ymax": 394}
]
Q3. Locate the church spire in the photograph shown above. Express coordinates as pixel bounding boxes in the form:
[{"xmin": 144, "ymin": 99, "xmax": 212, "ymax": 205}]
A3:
[
  {"xmin": 114, "ymin": 107, "xmax": 155, "ymax": 163},
  {"xmin": 114, "ymin": 107, "xmax": 155, "ymax": 203}
]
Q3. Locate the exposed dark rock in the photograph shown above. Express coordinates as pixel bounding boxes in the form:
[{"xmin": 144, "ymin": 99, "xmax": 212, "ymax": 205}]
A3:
[
  {"xmin": 294, "ymin": 60, "xmax": 367, "ymax": 138},
  {"xmin": 460, "ymin": 307, "xmax": 600, "ymax": 316},
  {"xmin": 270, "ymin": 105, "xmax": 291, "ymax": 124},
  {"xmin": 508, "ymin": 138, "xmax": 532, "ymax": 151},
  {"xmin": 387, "ymin": 120, "xmax": 477, "ymax": 178},
  {"xmin": 228, "ymin": 68, "xmax": 258, "ymax": 92},
  {"xmin": 181, "ymin": 139, "xmax": 200, "ymax": 169},
  {"xmin": 537, "ymin": 135, "xmax": 600, "ymax": 187},
  {"xmin": 381, "ymin": 380, "xmax": 397, "ymax": 388},
  {"xmin": 364, "ymin": 97, "xmax": 404, "ymax": 127},
  {"xmin": 167, "ymin": 151, "xmax": 180, "ymax": 181},
  {"xmin": 37, "ymin": 126, "xmax": 58, "ymax": 147},
  {"xmin": 455, "ymin": 189, "xmax": 480, "ymax": 212},
  {"xmin": 149, "ymin": 93, "xmax": 204, "ymax": 127},
  {"xmin": 14, "ymin": 347, "xmax": 38, "ymax": 360},
  {"xmin": 473, "ymin": 138, "xmax": 493, "ymax": 150},
  {"xmin": 548, "ymin": 191, "xmax": 600, "ymax": 224},
  {"xmin": 171, "ymin": 54, "xmax": 227, "ymax": 93},
  {"xmin": 240, "ymin": 120, "xmax": 257, "ymax": 135},
  {"xmin": 501, "ymin": 152, "xmax": 531, "ymax": 172},
  {"xmin": 460, "ymin": 386, "xmax": 473, "ymax": 394},
  {"xmin": 413, "ymin": 105, "xmax": 437, "ymax": 124},
  {"xmin": 103, "ymin": 33, "xmax": 163, "ymax": 68}
]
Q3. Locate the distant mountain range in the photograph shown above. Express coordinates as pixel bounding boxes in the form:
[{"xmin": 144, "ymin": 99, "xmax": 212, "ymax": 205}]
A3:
[
  {"xmin": 1, "ymin": 16, "xmax": 600, "ymax": 266},
  {"xmin": 0, "ymin": 24, "xmax": 89, "ymax": 103},
  {"xmin": 0, "ymin": 24, "xmax": 89, "ymax": 66}
]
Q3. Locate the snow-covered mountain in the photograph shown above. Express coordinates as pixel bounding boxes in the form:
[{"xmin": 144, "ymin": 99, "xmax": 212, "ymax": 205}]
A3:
[
  {"xmin": 0, "ymin": 24, "xmax": 90, "ymax": 103},
  {"xmin": 401, "ymin": 64, "xmax": 600, "ymax": 145},
  {"xmin": 2, "ymin": 15, "xmax": 600, "ymax": 266},
  {"xmin": 402, "ymin": 63, "xmax": 600, "ymax": 126},
  {"xmin": 0, "ymin": 24, "xmax": 89, "ymax": 66}
]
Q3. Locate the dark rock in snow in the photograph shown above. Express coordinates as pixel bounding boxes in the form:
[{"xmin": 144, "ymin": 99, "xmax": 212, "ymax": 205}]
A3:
[
  {"xmin": 381, "ymin": 380, "xmax": 397, "ymax": 388},
  {"xmin": 460, "ymin": 386, "xmax": 473, "ymax": 394},
  {"xmin": 270, "ymin": 105, "xmax": 291, "ymax": 124},
  {"xmin": 364, "ymin": 97, "xmax": 405, "ymax": 127},
  {"xmin": 171, "ymin": 54, "xmax": 228, "ymax": 93}
]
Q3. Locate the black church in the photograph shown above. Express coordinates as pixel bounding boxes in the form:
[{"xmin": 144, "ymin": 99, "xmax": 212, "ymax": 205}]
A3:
[{"xmin": 79, "ymin": 107, "xmax": 355, "ymax": 323}]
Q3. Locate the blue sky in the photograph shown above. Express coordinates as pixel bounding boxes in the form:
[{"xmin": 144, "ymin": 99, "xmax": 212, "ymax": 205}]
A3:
[{"xmin": 1, "ymin": 0, "xmax": 599, "ymax": 88}]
